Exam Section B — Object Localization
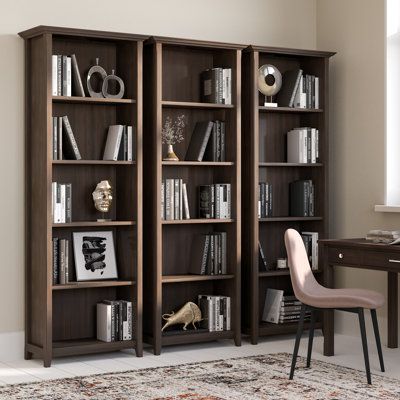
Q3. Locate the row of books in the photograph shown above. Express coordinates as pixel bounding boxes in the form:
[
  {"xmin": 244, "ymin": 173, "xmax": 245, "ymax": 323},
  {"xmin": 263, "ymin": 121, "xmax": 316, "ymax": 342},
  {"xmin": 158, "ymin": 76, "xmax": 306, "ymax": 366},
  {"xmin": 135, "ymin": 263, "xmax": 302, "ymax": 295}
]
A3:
[
  {"xmin": 258, "ymin": 182, "xmax": 273, "ymax": 218},
  {"xmin": 289, "ymin": 180, "xmax": 315, "ymax": 217},
  {"xmin": 278, "ymin": 69, "xmax": 319, "ymax": 109},
  {"xmin": 189, "ymin": 233, "xmax": 227, "ymax": 275},
  {"xmin": 198, "ymin": 295, "xmax": 231, "ymax": 331},
  {"xmin": 97, "ymin": 300, "xmax": 133, "ymax": 342},
  {"xmin": 199, "ymin": 184, "xmax": 231, "ymax": 219},
  {"xmin": 52, "ymin": 54, "xmax": 85, "ymax": 97},
  {"xmin": 52, "ymin": 116, "xmax": 82, "ymax": 160},
  {"xmin": 301, "ymin": 232, "xmax": 319, "ymax": 270},
  {"xmin": 201, "ymin": 68, "xmax": 232, "ymax": 104},
  {"xmin": 262, "ymin": 289, "xmax": 310, "ymax": 324},
  {"xmin": 161, "ymin": 179, "xmax": 190, "ymax": 220},
  {"xmin": 52, "ymin": 238, "xmax": 70, "ymax": 285},
  {"xmin": 103, "ymin": 125, "xmax": 135, "ymax": 161},
  {"xmin": 52, "ymin": 182, "xmax": 72, "ymax": 223},
  {"xmin": 287, "ymin": 127, "xmax": 319, "ymax": 164},
  {"xmin": 185, "ymin": 121, "xmax": 226, "ymax": 162}
]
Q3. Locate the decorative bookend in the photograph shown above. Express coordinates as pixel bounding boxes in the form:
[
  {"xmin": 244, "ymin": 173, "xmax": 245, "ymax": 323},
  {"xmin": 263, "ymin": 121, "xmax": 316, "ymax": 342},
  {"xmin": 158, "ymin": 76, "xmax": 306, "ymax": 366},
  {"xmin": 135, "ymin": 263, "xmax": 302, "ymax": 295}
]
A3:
[
  {"xmin": 161, "ymin": 302, "xmax": 203, "ymax": 331},
  {"xmin": 102, "ymin": 69, "xmax": 125, "ymax": 99},
  {"xmin": 87, "ymin": 58, "xmax": 107, "ymax": 98}
]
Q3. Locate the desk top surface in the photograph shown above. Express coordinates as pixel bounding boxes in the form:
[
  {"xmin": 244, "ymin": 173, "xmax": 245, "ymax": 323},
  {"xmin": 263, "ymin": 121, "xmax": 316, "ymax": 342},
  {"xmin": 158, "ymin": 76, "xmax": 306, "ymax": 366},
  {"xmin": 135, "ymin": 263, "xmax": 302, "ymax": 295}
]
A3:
[{"xmin": 319, "ymin": 238, "xmax": 400, "ymax": 252}]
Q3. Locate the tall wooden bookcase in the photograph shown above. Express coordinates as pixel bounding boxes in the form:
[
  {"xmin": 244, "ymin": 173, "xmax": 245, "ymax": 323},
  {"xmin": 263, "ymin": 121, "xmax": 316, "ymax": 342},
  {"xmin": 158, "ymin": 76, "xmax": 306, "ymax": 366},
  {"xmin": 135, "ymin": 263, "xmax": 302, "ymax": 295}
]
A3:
[
  {"xmin": 19, "ymin": 26, "xmax": 145, "ymax": 366},
  {"xmin": 143, "ymin": 37, "xmax": 244, "ymax": 354},
  {"xmin": 241, "ymin": 46, "xmax": 334, "ymax": 344}
]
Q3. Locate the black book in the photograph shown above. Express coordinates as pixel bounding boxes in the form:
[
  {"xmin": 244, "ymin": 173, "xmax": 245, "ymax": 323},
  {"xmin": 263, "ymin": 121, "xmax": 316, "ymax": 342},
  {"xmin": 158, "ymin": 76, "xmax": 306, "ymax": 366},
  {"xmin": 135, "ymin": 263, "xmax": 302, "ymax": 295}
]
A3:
[
  {"xmin": 204, "ymin": 122, "xmax": 218, "ymax": 161},
  {"xmin": 52, "ymin": 238, "xmax": 59, "ymax": 284},
  {"xmin": 258, "ymin": 241, "xmax": 268, "ymax": 271},
  {"xmin": 61, "ymin": 116, "xmax": 82, "ymax": 160},
  {"xmin": 71, "ymin": 54, "xmax": 85, "ymax": 97},
  {"xmin": 289, "ymin": 180, "xmax": 311, "ymax": 217},
  {"xmin": 220, "ymin": 121, "xmax": 226, "ymax": 161},
  {"xmin": 277, "ymin": 69, "xmax": 303, "ymax": 107},
  {"xmin": 188, "ymin": 235, "xmax": 210, "ymax": 275},
  {"xmin": 185, "ymin": 121, "xmax": 214, "ymax": 161}
]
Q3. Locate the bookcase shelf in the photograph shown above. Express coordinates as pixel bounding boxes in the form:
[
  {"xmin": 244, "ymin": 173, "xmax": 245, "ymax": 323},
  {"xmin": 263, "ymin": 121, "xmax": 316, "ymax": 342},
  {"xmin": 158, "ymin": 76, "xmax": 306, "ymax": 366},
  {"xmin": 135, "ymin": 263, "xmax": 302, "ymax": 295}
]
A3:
[
  {"xmin": 52, "ymin": 96, "xmax": 135, "ymax": 105},
  {"xmin": 143, "ymin": 36, "xmax": 244, "ymax": 354},
  {"xmin": 53, "ymin": 280, "xmax": 135, "ymax": 290},
  {"xmin": 242, "ymin": 45, "xmax": 334, "ymax": 344},
  {"xmin": 20, "ymin": 26, "xmax": 145, "ymax": 366}
]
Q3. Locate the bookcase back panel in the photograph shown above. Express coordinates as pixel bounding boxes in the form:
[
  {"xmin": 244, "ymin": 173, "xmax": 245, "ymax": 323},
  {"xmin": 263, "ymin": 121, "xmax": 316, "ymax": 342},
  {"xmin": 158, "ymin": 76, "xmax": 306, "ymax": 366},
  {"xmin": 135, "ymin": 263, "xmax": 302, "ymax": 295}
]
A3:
[
  {"xmin": 52, "ymin": 226, "xmax": 137, "ymax": 283},
  {"xmin": 53, "ymin": 165, "xmax": 136, "ymax": 221},
  {"xmin": 258, "ymin": 54, "xmax": 325, "ymax": 108},
  {"xmin": 162, "ymin": 168, "xmax": 235, "ymax": 219},
  {"xmin": 53, "ymin": 36, "xmax": 138, "ymax": 99},
  {"xmin": 161, "ymin": 108, "xmax": 236, "ymax": 162},
  {"xmin": 162, "ymin": 46, "xmax": 236, "ymax": 102},
  {"xmin": 259, "ymin": 167, "xmax": 324, "ymax": 217},
  {"xmin": 162, "ymin": 224, "xmax": 235, "ymax": 275}
]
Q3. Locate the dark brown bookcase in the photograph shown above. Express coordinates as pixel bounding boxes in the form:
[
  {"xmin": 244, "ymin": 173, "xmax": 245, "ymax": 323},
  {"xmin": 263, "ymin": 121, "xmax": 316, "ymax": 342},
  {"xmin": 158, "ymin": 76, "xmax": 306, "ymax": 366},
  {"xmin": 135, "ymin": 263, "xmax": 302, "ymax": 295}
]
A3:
[
  {"xmin": 241, "ymin": 46, "xmax": 334, "ymax": 344},
  {"xmin": 19, "ymin": 26, "xmax": 145, "ymax": 366},
  {"xmin": 143, "ymin": 37, "xmax": 244, "ymax": 354}
]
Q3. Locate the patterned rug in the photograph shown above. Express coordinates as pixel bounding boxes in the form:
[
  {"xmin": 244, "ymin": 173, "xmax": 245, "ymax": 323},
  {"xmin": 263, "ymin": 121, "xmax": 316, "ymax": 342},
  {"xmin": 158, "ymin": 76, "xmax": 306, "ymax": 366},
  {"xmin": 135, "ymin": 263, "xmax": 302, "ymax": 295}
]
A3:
[{"xmin": 0, "ymin": 353, "xmax": 399, "ymax": 399}]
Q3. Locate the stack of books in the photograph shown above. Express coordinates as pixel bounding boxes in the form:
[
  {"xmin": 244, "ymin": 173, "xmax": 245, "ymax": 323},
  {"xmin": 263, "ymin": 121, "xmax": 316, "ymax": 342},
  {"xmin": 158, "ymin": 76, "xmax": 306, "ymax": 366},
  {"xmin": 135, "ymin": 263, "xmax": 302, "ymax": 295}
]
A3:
[
  {"xmin": 262, "ymin": 289, "xmax": 310, "ymax": 324},
  {"xmin": 287, "ymin": 127, "xmax": 319, "ymax": 164},
  {"xmin": 185, "ymin": 121, "xmax": 226, "ymax": 162},
  {"xmin": 201, "ymin": 68, "xmax": 232, "ymax": 104},
  {"xmin": 198, "ymin": 295, "xmax": 231, "ymax": 331},
  {"xmin": 277, "ymin": 69, "xmax": 319, "ymax": 109},
  {"xmin": 52, "ymin": 182, "xmax": 72, "ymax": 223},
  {"xmin": 52, "ymin": 116, "xmax": 82, "ymax": 160},
  {"xmin": 258, "ymin": 182, "xmax": 273, "ymax": 217},
  {"xmin": 198, "ymin": 184, "xmax": 231, "ymax": 219},
  {"xmin": 52, "ymin": 238, "xmax": 70, "ymax": 285},
  {"xmin": 301, "ymin": 231, "xmax": 319, "ymax": 270},
  {"xmin": 103, "ymin": 125, "xmax": 135, "ymax": 161},
  {"xmin": 97, "ymin": 300, "xmax": 133, "ymax": 342},
  {"xmin": 366, "ymin": 230, "xmax": 400, "ymax": 244},
  {"xmin": 289, "ymin": 180, "xmax": 314, "ymax": 217},
  {"xmin": 189, "ymin": 232, "xmax": 227, "ymax": 275},
  {"xmin": 161, "ymin": 179, "xmax": 190, "ymax": 220},
  {"xmin": 52, "ymin": 54, "xmax": 85, "ymax": 97}
]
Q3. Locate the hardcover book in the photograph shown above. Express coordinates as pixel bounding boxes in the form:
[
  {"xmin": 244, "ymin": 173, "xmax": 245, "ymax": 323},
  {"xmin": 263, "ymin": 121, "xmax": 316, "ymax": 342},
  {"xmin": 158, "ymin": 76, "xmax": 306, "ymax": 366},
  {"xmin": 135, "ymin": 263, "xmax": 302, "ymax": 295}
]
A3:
[{"xmin": 185, "ymin": 121, "xmax": 214, "ymax": 161}]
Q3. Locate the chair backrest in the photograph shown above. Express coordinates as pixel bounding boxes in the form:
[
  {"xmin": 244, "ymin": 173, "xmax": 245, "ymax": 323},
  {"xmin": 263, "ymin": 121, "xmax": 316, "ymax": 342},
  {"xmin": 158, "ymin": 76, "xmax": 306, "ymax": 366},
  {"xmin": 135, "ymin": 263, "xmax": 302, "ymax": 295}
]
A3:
[{"xmin": 284, "ymin": 228, "xmax": 320, "ymax": 304}]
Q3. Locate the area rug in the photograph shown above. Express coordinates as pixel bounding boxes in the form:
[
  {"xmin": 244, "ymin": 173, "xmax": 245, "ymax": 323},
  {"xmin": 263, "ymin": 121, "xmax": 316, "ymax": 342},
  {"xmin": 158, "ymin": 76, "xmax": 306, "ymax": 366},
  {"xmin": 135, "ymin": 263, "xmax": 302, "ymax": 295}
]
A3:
[{"xmin": 0, "ymin": 353, "xmax": 399, "ymax": 399}]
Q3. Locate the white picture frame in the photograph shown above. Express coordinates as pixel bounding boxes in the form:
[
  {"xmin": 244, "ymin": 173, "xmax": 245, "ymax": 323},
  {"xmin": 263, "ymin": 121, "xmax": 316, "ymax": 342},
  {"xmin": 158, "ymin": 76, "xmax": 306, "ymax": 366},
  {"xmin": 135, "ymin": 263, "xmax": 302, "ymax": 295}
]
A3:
[{"xmin": 73, "ymin": 231, "xmax": 118, "ymax": 281}]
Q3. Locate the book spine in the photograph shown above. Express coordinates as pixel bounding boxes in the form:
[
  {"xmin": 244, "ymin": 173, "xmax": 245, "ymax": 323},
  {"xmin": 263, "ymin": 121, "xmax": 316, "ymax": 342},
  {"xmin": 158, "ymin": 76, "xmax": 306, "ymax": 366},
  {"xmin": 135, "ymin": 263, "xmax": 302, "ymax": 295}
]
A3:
[
  {"xmin": 210, "ymin": 185, "xmax": 215, "ymax": 218},
  {"xmin": 289, "ymin": 70, "xmax": 302, "ymax": 107},
  {"xmin": 62, "ymin": 116, "xmax": 82, "ymax": 160},
  {"xmin": 174, "ymin": 179, "xmax": 180, "ymax": 220},
  {"xmin": 309, "ymin": 182, "xmax": 314, "ymax": 216},
  {"xmin": 127, "ymin": 301, "xmax": 132, "ymax": 340},
  {"xmin": 200, "ymin": 235, "xmax": 210, "ymax": 274},
  {"xmin": 315, "ymin": 77, "xmax": 319, "ymax": 109},
  {"xmin": 52, "ymin": 117, "xmax": 58, "ymax": 160},
  {"xmin": 209, "ymin": 235, "xmax": 215, "ymax": 274},
  {"xmin": 65, "ymin": 183, "xmax": 72, "ymax": 223},
  {"xmin": 268, "ymin": 184, "xmax": 272, "ymax": 217},
  {"xmin": 220, "ymin": 121, "xmax": 226, "ymax": 161},
  {"xmin": 58, "ymin": 116, "xmax": 63, "ymax": 159},
  {"xmin": 216, "ymin": 121, "xmax": 221, "ymax": 161},
  {"xmin": 182, "ymin": 183, "xmax": 190, "ymax": 219},
  {"xmin": 316, "ymin": 129, "xmax": 319, "ymax": 161},
  {"xmin": 71, "ymin": 54, "xmax": 85, "ymax": 97},
  {"xmin": 218, "ymin": 69, "xmax": 223, "ymax": 103},
  {"xmin": 161, "ymin": 181, "xmax": 165, "ymax": 220},
  {"xmin": 66, "ymin": 57, "xmax": 72, "ymax": 97},
  {"xmin": 226, "ymin": 297, "xmax": 231, "ymax": 330},
  {"xmin": 60, "ymin": 184, "xmax": 66, "ymax": 223},
  {"xmin": 62, "ymin": 56, "xmax": 68, "ymax": 96},
  {"xmin": 179, "ymin": 179, "xmax": 183, "ymax": 219},
  {"xmin": 127, "ymin": 126, "xmax": 133, "ymax": 161},
  {"xmin": 64, "ymin": 239, "xmax": 69, "ymax": 283},
  {"xmin": 57, "ymin": 55, "xmax": 62, "ymax": 96},
  {"xmin": 52, "ymin": 55, "xmax": 58, "ymax": 96},
  {"xmin": 59, "ymin": 239, "xmax": 66, "ymax": 285},
  {"xmin": 226, "ymin": 184, "xmax": 231, "ymax": 218},
  {"xmin": 52, "ymin": 238, "xmax": 59, "ymax": 285},
  {"xmin": 165, "ymin": 179, "xmax": 172, "ymax": 220},
  {"xmin": 215, "ymin": 184, "xmax": 220, "ymax": 219},
  {"xmin": 307, "ymin": 128, "xmax": 311, "ymax": 163},
  {"xmin": 221, "ymin": 232, "xmax": 227, "ymax": 274}
]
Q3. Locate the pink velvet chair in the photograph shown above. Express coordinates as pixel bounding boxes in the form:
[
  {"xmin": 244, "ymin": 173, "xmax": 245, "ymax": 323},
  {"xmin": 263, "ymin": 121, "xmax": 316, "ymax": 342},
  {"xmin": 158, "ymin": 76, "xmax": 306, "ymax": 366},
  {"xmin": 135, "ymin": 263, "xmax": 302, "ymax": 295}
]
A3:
[{"xmin": 284, "ymin": 229, "xmax": 385, "ymax": 384}]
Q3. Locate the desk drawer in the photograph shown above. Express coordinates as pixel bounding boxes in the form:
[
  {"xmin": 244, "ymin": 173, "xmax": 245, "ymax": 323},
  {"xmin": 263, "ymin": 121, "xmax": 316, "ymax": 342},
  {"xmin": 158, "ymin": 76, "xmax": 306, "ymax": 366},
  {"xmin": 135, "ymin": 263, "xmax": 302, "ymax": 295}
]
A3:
[
  {"xmin": 361, "ymin": 251, "xmax": 400, "ymax": 270},
  {"xmin": 328, "ymin": 248, "xmax": 361, "ymax": 266}
]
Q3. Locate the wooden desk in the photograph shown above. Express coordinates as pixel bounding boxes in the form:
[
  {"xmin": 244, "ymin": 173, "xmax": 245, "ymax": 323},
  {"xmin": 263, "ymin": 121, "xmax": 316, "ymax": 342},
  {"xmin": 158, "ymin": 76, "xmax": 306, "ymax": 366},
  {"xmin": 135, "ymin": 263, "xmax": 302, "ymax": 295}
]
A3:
[{"xmin": 319, "ymin": 238, "xmax": 400, "ymax": 356}]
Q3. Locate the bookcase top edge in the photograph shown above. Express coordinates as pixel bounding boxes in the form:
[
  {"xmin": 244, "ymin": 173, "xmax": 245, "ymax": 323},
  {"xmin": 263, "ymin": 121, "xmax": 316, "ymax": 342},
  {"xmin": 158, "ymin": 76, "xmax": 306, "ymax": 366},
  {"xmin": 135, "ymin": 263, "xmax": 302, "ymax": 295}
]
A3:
[
  {"xmin": 146, "ymin": 36, "xmax": 247, "ymax": 50},
  {"xmin": 18, "ymin": 25, "xmax": 149, "ymax": 42},
  {"xmin": 245, "ymin": 45, "xmax": 335, "ymax": 58}
]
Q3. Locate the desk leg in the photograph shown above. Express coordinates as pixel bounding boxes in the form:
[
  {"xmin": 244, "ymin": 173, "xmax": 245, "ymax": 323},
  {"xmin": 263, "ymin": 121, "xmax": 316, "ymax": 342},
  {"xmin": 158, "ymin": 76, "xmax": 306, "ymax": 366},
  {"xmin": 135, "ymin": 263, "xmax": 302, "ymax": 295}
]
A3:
[
  {"xmin": 388, "ymin": 272, "xmax": 398, "ymax": 348},
  {"xmin": 323, "ymin": 252, "xmax": 334, "ymax": 356}
]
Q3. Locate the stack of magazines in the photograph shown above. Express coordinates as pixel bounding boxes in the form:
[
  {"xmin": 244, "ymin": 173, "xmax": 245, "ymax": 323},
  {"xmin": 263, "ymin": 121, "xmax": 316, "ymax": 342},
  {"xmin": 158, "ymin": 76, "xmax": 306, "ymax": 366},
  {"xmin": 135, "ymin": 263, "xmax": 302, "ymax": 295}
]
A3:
[{"xmin": 366, "ymin": 230, "xmax": 400, "ymax": 245}]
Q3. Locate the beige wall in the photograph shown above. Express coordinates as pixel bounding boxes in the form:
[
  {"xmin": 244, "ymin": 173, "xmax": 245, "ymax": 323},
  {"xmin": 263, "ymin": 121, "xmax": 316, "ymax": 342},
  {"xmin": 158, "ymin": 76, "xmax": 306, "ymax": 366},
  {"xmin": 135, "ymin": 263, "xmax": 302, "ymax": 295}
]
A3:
[
  {"xmin": 0, "ymin": 0, "xmax": 317, "ymax": 333},
  {"xmin": 317, "ymin": 0, "xmax": 400, "ymax": 338}
]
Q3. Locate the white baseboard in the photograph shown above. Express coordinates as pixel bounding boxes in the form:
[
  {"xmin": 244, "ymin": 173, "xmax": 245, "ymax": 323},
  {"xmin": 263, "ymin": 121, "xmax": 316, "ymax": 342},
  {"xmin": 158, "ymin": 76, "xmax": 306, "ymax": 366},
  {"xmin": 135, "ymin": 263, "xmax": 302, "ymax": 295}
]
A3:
[{"xmin": 0, "ymin": 331, "xmax": 24, "ymax": 362}]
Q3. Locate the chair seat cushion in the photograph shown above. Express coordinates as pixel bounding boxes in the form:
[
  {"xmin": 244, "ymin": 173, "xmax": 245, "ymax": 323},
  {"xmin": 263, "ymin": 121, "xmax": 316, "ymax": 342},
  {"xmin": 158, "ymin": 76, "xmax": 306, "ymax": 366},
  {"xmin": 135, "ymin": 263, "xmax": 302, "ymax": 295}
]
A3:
[{"xmin": 300, "ymin": 287, "xmax": 385, "ymax": 309}]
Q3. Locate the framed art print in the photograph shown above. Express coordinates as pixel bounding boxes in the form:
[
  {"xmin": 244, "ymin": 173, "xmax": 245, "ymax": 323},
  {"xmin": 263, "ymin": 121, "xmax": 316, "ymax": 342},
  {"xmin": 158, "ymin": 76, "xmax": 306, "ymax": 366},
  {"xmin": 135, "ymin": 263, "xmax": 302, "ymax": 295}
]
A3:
[{"xmin": 73, "ymin": 231, "xmax": 118, "ymax": 281}]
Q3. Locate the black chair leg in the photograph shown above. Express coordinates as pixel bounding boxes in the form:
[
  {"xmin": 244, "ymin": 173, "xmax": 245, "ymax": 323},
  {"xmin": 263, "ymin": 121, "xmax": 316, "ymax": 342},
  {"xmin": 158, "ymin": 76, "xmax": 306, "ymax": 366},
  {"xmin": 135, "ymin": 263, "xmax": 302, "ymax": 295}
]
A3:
[
  {"xmin": 358, "ymin": 308, "xmax": 372, "ymax": 384},
  {"xmin": 289, "ymin": 304, "xmax": 306, "ymax": 380},
  {"xmin": 370, "ymin": 309, "xmax": 385, "ymax": 372},
  {"xmin": 306, "ymin": 308, "xmax": 316, "ymax": 368}
]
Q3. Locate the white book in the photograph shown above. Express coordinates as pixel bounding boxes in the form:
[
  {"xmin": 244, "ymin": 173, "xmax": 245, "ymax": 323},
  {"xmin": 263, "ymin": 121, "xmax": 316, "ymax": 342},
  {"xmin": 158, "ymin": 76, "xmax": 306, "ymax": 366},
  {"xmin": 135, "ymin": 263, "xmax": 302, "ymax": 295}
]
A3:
[
  {"xmin": 316, "ymin": 129, "xmax": 319, "ymax": 160},
  {"xmin": 161, "ymin": 181, "xmax": 165, "ymax": 219},
  {"xmin": 179, "ymin": 179, "xmax": 183, "ymax": 219},
  {"xmin": 222, "ymin": 68, "xmax": 232, "ymax": 104},
  {"xmin": 97, "ymin": 303, "xmax": 112, "ymax": 342},
  {"xmin": 52, "ymin": 182, "xmax": 57, "ymax": 222},
  {"xmin": 262, "ymin": 288, "xmax": 284, "ymax": 323},
  {"xmin": 103, "ymin": 125, "xmax": 124, "ymax": 160},
  {"xmin": 165, "ymin": 179, "xmax": 174, "ymax": 220},
  {"xmin": 52, "ymin": 55, "xmax": 58, "ymax": 96},
  {"xmin": 311, "ymin": 128, "xmax": 317, "ymax": 163},
  {"xmin": 60, "ymin": 184, "xmax": 66, "ymax": 223},
  {"xmin": 54, "ymin": 183, "xmax": 62, "ymax": 223},
  {"xmin": 127, "ymin": 126, "xmax": 133, "ymax": 161},
  {"xmin": 315, "ymin": 77, "xmax": 319, "ymax": 109},
  {"xmin": 182, "ymin": 183, "xmax": 190, "ymax": 219},
  {"xmin": 226, "ymin": 184, "xmax": 231, "ymax": 218},
  {"xmin": 66, "ymin": 57, "xmax": 72, "ymax": 97},
  {"xmin": 226, "ymin": 297, "xmax": 231, "ymax": 330},
  {"xmin": 121, "ymin": 300, "xmax": 132, "ymax": 340}
]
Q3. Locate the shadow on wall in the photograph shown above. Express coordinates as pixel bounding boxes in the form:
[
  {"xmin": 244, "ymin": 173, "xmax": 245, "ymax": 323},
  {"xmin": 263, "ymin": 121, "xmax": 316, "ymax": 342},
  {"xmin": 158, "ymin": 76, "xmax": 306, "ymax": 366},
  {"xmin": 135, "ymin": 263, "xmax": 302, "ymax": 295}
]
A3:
[{"xmin": 0, "ymin": 34, "xmax": 25, "ymax": 334}]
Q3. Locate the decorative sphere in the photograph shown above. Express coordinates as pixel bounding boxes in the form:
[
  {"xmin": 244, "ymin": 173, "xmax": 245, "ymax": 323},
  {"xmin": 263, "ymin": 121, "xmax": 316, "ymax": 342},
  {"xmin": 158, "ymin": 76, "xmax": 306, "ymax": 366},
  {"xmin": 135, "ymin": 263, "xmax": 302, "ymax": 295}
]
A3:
[{"xmin": 257, "ymin": 64, "xmax": 282, "ymax": 97}]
